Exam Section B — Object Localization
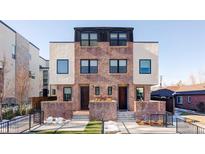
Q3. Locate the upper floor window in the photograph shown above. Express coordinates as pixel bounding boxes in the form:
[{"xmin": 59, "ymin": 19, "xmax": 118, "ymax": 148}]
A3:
[
  {"xmin": 80, "ymin": 60, "xmax": 98, "ymax": 74},
  {"xmin": 12, "ymin": 44, "xmax": 16, "ymax": 59},
  {"xmin": 109, "ymin": 59, "xmax": 127, "ymax": 73},
  {"xmin": 80, "ymin": 33, "xmax": 98, "ymax": 46},
  {"xmin": 110, "ymin": 32, "xmax": 127, "ymax": 46},
  {"xmin": 139, "ymin": 59, "xmax": 151, "ymax": 74},
  {"xmin": 57, "ymin": 59, "xmax": 69, "ymax": 74},
  {"xmin": 63, "ymin": 87, "xmax": 72, "ymax": 101}
]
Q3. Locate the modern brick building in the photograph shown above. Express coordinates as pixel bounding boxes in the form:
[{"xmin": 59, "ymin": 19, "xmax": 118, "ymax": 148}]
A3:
[
  {"xmin": 0, "ymin": 21, "xmax": 49, "ymax": 106},
  {"xmin": 47, "ymin": 27, "xmax": 163, "ymax": 120}
]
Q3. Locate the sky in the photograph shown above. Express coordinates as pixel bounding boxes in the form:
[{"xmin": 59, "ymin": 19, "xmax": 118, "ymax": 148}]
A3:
[{"xmin": 3, "ymin": 20, "xmax": 205, "ymax": 85}]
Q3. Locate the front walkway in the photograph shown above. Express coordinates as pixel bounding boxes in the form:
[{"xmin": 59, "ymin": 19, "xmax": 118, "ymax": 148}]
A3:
[
  {"xmin": 116, "ymin": 122, "xmax": 176, "ymax": 134},
  {"xmin": 31, "ymin": 120, "xmax": 89, "ymax": 132}
]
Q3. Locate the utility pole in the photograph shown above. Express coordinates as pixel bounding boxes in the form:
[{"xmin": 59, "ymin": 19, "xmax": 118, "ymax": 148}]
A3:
[{"xmin": 160, "ymin": 75, "xmax": 163, "ymax": 88}]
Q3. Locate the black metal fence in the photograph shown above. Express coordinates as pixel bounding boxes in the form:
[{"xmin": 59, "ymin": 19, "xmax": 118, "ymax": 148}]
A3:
[
  {"xmin": 176, "ymin": 118, "xmax": 205, "ymax": 134},
  {"xmin": 137, "ymin": 112, "xmax": 174, "ymax": 127},
  {"xmin": 0, "ymin": 111, "xmax": 44, "ymax": 134}
]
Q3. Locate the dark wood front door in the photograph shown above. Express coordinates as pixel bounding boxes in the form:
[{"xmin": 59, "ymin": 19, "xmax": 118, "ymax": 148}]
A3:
[
  {"xmin": 80, "ymin": 86, "xmax": 89, "ymax": 110},
  {"xmin": 118, "ymin": 86, "xmax": 128, "ymax": 110}
]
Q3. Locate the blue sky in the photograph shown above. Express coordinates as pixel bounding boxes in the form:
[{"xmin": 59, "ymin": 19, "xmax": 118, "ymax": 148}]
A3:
[{"xmin": 3, "ymin": 20, "xmax": 205, "ymax": 85}]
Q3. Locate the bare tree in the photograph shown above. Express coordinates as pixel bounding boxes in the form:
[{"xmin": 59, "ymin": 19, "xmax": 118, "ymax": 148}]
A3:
[
  {"xmin": 189, "ymin": 74, "xmax": 197, "ymax": 85},
  {"xmin": 15, "ymin": 62, "xmax": 30, "ymax": 115},
  {"xmin": 0, "ymin": 56, "xmax": 12, "ymax": 121}
]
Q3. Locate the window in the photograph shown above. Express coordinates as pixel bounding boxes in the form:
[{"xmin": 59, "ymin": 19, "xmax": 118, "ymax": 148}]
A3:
[
  {"xmin": 80, "ymin": 33, "xmax": 98, "ymax": 46},
  {"xmin": 110, "ymin": 59, "xmax": 127, "ymax": 73},
  {"xmin": 136, "ymin": 88, "xmax": 144, "ymax": 101},
  {"xmin": 63, "ymin": 87, "xmax": 72, "ymax": 101},
  {"xmin": 108, "ymin": 86, "xmax": 112, "ymax": 95},
  {"xmin": 139, "ymin": 59, "xmax": 151, "ymax": 74},
  {"xmin": 43, "ymin": 70, "xmax": 48, "ymax": 87},
  {"xmin": 110, "ymin": 32, "xmax": 127, "ymax": 46},
  {"xmin": 177, "ymin": 96, "xmax": 183, "ymax": 104},
  {"xmin": 12, "ymin": 44, "xmax": 16, "ymax": 59},
  {"xmin": 80, "ymin": 60, "xmax": 98, "ymax": 74},
  {"xmin": 57, "ymin": 59, "xmax": 69, "ymax": 74},
  {"xmin": 95, "ymin": 87, "xmax": 100, "ymax": 95},
  {"xmin": 52, "ymin": 89, "xmax": 56, "ymax": 95},
  {"xmin": 187, "ymin": 96, "xmax": 191, "ymax": 103}
]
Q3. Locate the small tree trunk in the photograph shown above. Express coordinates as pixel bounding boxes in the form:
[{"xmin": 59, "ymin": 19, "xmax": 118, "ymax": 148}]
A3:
[{"xmin": 0, "ymin": 98, "xmax": 2, "ymax": 121}]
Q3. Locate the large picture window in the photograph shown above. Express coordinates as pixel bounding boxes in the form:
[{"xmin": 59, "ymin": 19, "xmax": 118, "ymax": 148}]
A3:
[
  {"xmin": 63, "ymin": 87, "xmax": 72, "ymax": 101},
  {"xmin": 110, "ymin": 32, "xmax": 127, "ymax": 46},
  {"xmin": 80, "ymin": 33, "xmax": 98, "ymax": 46},
  {"xmin": 80, "ymin": 60, "xmax": 98, "ymax": 74},
  {"xmin": 57, "ymin": 59, "xmax": 69, "ymax": 74},
  {"xmin": 139, "ymin": 59, "xmax": 151, "ymax": 74},
  {"xmin": 110, "ymin": 59, "xmax": 127, "ymax": 73}
]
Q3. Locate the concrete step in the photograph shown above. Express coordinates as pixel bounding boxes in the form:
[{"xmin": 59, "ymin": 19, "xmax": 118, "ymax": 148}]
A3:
[
  {"xmin": 72, "ymin": 115, "xmax": 89, "ymax": 121},
  {"xmin": 117, "ymin": 111, "xmax": 136, "ymax": 122}
]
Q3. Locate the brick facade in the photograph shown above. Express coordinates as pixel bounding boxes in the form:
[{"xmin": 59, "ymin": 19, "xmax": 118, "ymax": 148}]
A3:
[
  {"xmin": 73, "ymin": 42, "xmax": 135, "ymax": 111},
  {"xmin": 41, "ymin": 101, "xmax": 73, "ymax": 119},
  {"xmin": 175, "ymin": 95, "xmax": 205, "ymax": 111},
  {"xmin": 134, "ymin": 101, "xmax": 166, "ymax": 118},
  {"xmin": 89, "ymin": 101, "xmax": 117, "ymax": 121}
]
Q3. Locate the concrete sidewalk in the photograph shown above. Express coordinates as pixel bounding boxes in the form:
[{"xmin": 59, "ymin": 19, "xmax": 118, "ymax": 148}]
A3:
[
  {"xmin": 31, "ymin": 120, "xmax": 89, "ymax": 132},
  {"xmin": 116, "ymin": 121, "xmax": 176, "ymax": 134}
]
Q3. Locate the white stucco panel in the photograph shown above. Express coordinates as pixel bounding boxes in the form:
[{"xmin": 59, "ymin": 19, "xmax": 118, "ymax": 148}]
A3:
[
  {"xmin": 133, "ymin": 43, "xmax": 159, "ymax": 85},
  {"xmin": 49, "ymin": 43, "xmax": 75, "ymax": 85}
]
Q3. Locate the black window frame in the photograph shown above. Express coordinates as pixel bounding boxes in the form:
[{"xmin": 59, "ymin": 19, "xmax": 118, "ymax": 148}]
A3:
[
  {"xmin": 139, "ymin": 59, "xmax": 151, "ymax": 74},
  {"xmin": 57, "ymin": 59, "xmax": 69, "ymax": 74},
  {"xmin": 63, "ymin": 87, "xmax": 72, "ymax": 101},
  {"xmin": 110, "ymin": 32, "xmax": 127, "ymax": 46},
  {"xmin": 108, "ymin": 86, "xmax": 112, "ymax": 95},
  {"xmin": 136, "ymin": 87, "xmax": 144, "ymax": 101},
  {"xmin": 80, "ymin": 59, "xmax": 98, "ymax": 74},
  {"xmin": 109, "ymin": 59, "xmax": 127, "ymax": 73},
  {"xmin": 80, "ymin": 32, "xmax": 98, "ymax": 46},
  {"xmin": 95, "ymin": 86, "xmax": 100, "ymax": 95}
]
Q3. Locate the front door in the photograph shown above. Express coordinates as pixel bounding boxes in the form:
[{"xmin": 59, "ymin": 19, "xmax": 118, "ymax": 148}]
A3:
[
  {"xmin": 118, "ymin": 86, "xmax": 128, "ymax": 110},
  {"xmin": 80, "ymin": 86, "xmax": 89, "ymax": 110}
]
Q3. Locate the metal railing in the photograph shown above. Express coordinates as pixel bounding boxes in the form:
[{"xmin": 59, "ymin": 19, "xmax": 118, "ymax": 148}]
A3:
[
  {"xmin": 176, "ymin": 118, "xmax": 205, "ymax": 134},
  {"xmin": 136, "ymin": 112, "xmax": 174, "ymax": 127},
  {"xmin": 0, "ymin": 111, "xmax": 44, "ymax": 134}
]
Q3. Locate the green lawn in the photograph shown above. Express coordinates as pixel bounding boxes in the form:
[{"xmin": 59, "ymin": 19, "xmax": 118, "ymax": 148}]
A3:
[{"xmin": 32, "ymin": 121, "xmax": 102, "ymax": 134}]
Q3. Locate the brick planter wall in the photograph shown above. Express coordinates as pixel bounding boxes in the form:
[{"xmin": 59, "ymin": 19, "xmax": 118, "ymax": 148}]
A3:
[
  {"xmin": 89, "ymin": 101, "xmax": 117, "ymax": 121},
  {"xmin": 134, "ymin": 101, "xmax": 166, "ymax": 119},
  {"xmin": 41, "ymin": 101, "xmax": 73, "ymax": 120}
]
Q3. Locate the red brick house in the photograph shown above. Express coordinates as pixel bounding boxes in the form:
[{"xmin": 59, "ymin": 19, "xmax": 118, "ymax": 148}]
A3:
[{"xmin": 152, "ymin": 84, "xmax": 205, "ymax": 113}]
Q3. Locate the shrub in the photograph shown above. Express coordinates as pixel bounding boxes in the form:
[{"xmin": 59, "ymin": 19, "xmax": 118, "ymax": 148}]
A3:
[
  {"xmin": 2, "ymin": 109, "xmax": 14, "ymax": 120},
  {"xmin": 196, "ymin": 102, "xmax": 205, "ymax": 113}
]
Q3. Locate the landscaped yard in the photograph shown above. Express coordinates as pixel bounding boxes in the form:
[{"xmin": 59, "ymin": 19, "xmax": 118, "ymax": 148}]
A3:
[{"xmin": 31, "ymin": 121, "xmax": 102, "ymax": 134}]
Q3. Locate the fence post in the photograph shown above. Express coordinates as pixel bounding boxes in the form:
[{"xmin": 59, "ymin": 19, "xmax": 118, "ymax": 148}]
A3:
[
  {"xmin": 40, "ymin": 112, "xmax": 42, "ymax": 125},
  {"xmin": 29, "ymin": 114, "xmax": 31, "ymax": 130},
  {"xmin": 101, "ymin": 120, "xmax": 104, "ymax": 134},
  {"xmin": 197, "ymin": 126, "xmax": 199, "ymax": 134},
  {"xmin": 7, "ymin": 121, "xmax": 9, "ymax": 133},
  {"xmin": 176, "ymin": 118, "xmax": 178, "ymax": 133}
]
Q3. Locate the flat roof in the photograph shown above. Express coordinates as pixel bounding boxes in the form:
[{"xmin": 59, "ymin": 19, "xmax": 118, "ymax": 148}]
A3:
[{"xmin": 74, "ymin": 27, "xmax": 134, "ymax": 31}]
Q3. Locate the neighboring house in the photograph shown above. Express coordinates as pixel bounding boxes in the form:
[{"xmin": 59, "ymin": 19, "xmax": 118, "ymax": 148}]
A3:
[
  {"xmin": 151, "ymin": 89, "xmax": 175, "ymax": 113},
  {"xmin": 48, "ymin": 27, "xmax": 161, "ymax": 118},
  {"xmin": 151, "ymin": 84, "xmax": 205, "ymax": 113},
  {"xmin": 0, "ymin": 21, "xmax": 49, "ymax": 106}
]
